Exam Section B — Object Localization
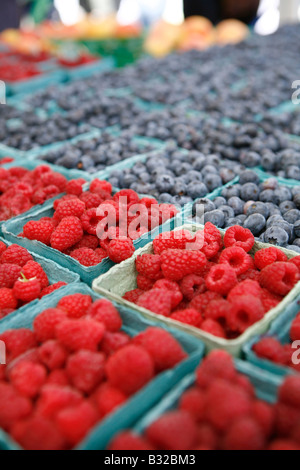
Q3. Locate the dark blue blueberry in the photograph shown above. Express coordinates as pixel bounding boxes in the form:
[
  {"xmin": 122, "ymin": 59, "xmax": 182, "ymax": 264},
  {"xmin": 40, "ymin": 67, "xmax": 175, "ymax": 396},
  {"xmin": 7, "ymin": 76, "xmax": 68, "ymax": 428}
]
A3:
[
  {"xmin": 266, "ymin": 215, "xmax": 284, "ymax": 228},
  {"xmin": 240, "ymin": 151, "xmax": 261, "ymax": 168},
  {"xmin": 286, "ymin": 166, "xmax": 300, "ymax": 180},
  {"xmin": 214, "ymin": 197, "xmax": 227, "ymax": 208},
  {"xmin": 244, "ymin": 214, "xmax": 266, "ymax": 236},
  {"xmin": 240, "ymin": 183, "xmax": 260, "ymax": 202},
  {"xmin": 283, "ymin": 209, "xmax": 300, "ymax": 225},
  {"xmin": 294, "ymin": 220, "xmax": 300, "ymax": 238},
  {"xmin": 261, "ymin": 152, "xmax": 279, "ymax": 172},
  {"xmin": 187, "ymin": 182, "xmax": 208, "ymax": 200},
  {"xmin": 204, "ymin": 210, "xmax": 225, "ymax": 228},
  {"xmin": 192, "ymin": 198, "xmax": 215, "ymax": 217},
  {"xmin": 186, "ymin": 171, "xmax": 203, "ymax": 183},
  {"xmin": 279, "ymin": 201, "xmax": 296, "ymax": 214},
  {"xmin": 220, "ymin": 168, "xmax": 236, "ymax": 184},
  {"xmin": 221, "ymin": 185, "xmax": 241, "ymax": 199},
  {"xmin": 264, "ymin": 226, "xmax": 289, "ymax": 247},
  {"xmin": 265, "ymin": 203, "xmax": 281, "ymax": 217},
  {"xmin": 156, "ymin": 175, "xmax": 175, "ymax": 193},
  {"xmin": 219, "ymin": 205, "xmax": 235, "ymax": 220},
  {"xmin": 239, "ymin": 170, "xmax": 260, "ymax": 185},
  {"xmin": 246, "ymin": 202, "xmax": 270, "ymax": 219},
  {"xmin": 293, "ymin": 238, "xmax": 300, "ymax": 248},
  {"xmin": 204, "ymin": 174, "xmax": 223, "ymax": 192},
  {"xmin": 259, "ymin": 190, "xmax": 276, "ymax": 204},
  {"xmin": 274, "ymin": 187, "xmax": 293, "ymax": 203},
  {"xmin": 228, "ymin": 197, "xmax": 244, "ymax": 215},
  {"xmin": 294, "ymin": 193, "xmax": 300, "ymax": 209}
]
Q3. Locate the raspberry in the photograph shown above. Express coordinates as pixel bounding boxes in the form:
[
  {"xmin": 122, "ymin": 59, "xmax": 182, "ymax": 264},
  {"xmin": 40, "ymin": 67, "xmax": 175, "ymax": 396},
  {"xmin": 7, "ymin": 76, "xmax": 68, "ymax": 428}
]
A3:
[
  {"xmin": 90, "ymin": 179, "xmax": 112, "ymax": 195},
  {"xmin": 146, "ymin": 411, "xmax": 197, "ymax": 451},
  {"xmin": 153, "ymin": 230, "xmax": 196, "ymax": 255},
  {"xmin": 113, "ymin": 189, "xmax": 139, "ymax": 205},
  {"xmin": 222, "ymin": 417, "xmax": 265, "ymax": 450},
  {"xmin": 33, "ymin": 308, "xmax": 67, "ymax": 342},
  {"xmin": 55, "ymin": 319, "xmax": 105, "ymax": 352},
  {"xmin": 46, "ymin": 370, "xmax": 69, "ymax": 387},
  {"xmin": 32, "ymin": 186, "xmax": 60, "ymax": 205},
  {"xmin": 179, "ymin": 274, "xmax": 206, "ymax": 300},
  {"xmin": 22, "ymin": 261, "xmax": 49, "ymax": 290},
  {"xmin": 107, "ymin": 238, "xmax": 135, "ymax": 263},
  {"xmin": 38, "ymin": 340, "xmax": 68, "ymax": 370},
  {"xmin": 219, "ymin": 247, "xmax": 254, "ymax": 276},
  {"xmin": 290, "ymin": 256, "xmax": 300, "ymax": 272},
  {"xmin": 57, "ymin": 294, "xmax": 92, "ymax": 319},
  {"xmin": 0, "ymin": 384, "xmax": 32, "ymax": 430},
  {"xmin": 228, "ymin": 280, "xmax": 261, "ymax": 303},
  {"xmin": 137, "ymin": 289, "xmax": 173, "ymax": 317},
  {"xmin": 136, "ymin": 254, "xmax": 162, "ymax": 280},
  {"xmin": 196, "ymin": 351, "xmax": 237, "ymax": 389},
  {"xmin": 260, "ymin": 262, "xmax": 299, "ymax": 296},
  {"xmin": 73, "ymin": 235, "xmax": 99, "ymax": 251},
  {"xmin": 87, "ymin": 299, "xmax": 122, "ymax": 332},
  {"xmin": 253, "ymin": 338, "xmax": 286, "ymax": 364},
  {"xmin": 71, "ymin": 248, "xmax": 102, "ymax": 266},
  {"xmin": 79, "ymin": 192, "xmax": 102, "ymax": 209},
  {"xmin": 132, "ymin": 327, "xmax": 187, "ymax": 372},
  {"xmin": 253, "ymin": 400, "xmax": 275, "ymax": 438},
  {"xmin": 171, "ymin": 309, "xmax": 202, "ymax": 327},
  {"xmin": 275, "ymin": 403, "xmax": 300, "ymax": 436},
  {"xmin": 123, "ymin": 289, "xmax": 144, "ymax": 304},
  {"xmin": 269, "ymin": 440, "xmax": 300, "ymax": 451},
  {"xmin": 10, "ymin": 361, "xmax": 47, "ymax": 398},
  {"xmin": 291, "ymin": 313, "xmax": 300, "ymax": 342},
  {"xmin": 23, "ymin": 220, "xmax": 55, "ymax": 246},
  {"xmin": 179, "ymin": 387, "xmax": 206, "ymax": 422},
  {"xmin": 0, "ymin": 329, "xmax": 36, "ymax": 361},
  {"xmin": 201, "ymin": 223, "xmax": 223, "ymax": 260},
  {"xmin": 41, "ymin": 172, "xmax": 67, "ymax": 192},
  {"xmin": 36, "ymin": 385, "xmax": 83, "ymax": 419},
  {"xmin": 0, "ymin": 263, "xmax": 22, "ymax": 289},
  {"xmin": 0, "ymin": 287, "xmax": 18, "ymax": 310},
  {"xmin": 1, "ymin": 245, "xmax": 33, "ymax": 267},
  {"xmin": 201, "ymin": 319, "xmax": 226, "ymax": 338},
  {"xmin": 0, "ymin": 241, "xmax": 7, "ymax": 255},
  {"xmin": 81, "ymin": 207, "xmax": 105, "ymax": 236},
  {"xmin": 109, "ymin": 432, "xmax": 154, "ymax": 451},
  {"xmin": 161, "ymin": 249, "xmax": 207, "ymax": 282},
  {"xmin": 190, "ymin": 291, "xmax": 223, "ymax": 316},
  {"xmin": 238, "ymin": 269, "xmax": 261, "ymax": 282},
  {"xmin": 279, "ymin": 376, "xmax": 300, "ymax": 408},
  {"xmin": 50, "ymin": 217, "xmax": 83, "ymax": 252},
  {"xmin": 54, "ymin": 198, "xmax": 86, "ymax": 222},
  {"xmin": 56, "ymin": 401, "xmax": 99, "ymax": 447},
  {"xmin": 255, "ymin": 247, "xmax": 288, "ymax": 270},
  {"xmin": 40, "ymin": 282, "xmax": 67, "ymax": 298},
  {"xmin": 153, "ymin": 279, "xmax": 183, "ymax": 309},
  {"xmin": 94, "ymin": 383, "xmax": 127, "ymax": 418},
  {"xmin": 94, "ymin": 248, "xmax": 108, "ymax": 261},
  {"xmin": 66, "ymin": 350, "xmax": 105, "ymax": 394},
  {"xmin": 206, "ymin": 265, "xmax": 238, "ymax": 296},
  {"xmin": 224, "ymin": 226, "xmax": 255, "ymax": 253},
  {"xmin": 106, "ymin": 345, "xmax": 154, "ymax": 395},
  {"xmin": 137, "ymin": 274, "xmax": 155, "ymax": 291},
  {"xmin": 66, "ymin": 179, "xmax": 85, "ymax": 196},
  {"xmin": 101, "ymin": 331, "xmax": 130, "ymax": 356},
  {"xmin": 13, "ymin": 276, "xmax": 41, "ymax": 303},
  {"xmin": 228, "ymin": 295, "xmax": 265, "ymax": 334},
  {"xmin": 260, "ymin": 289, "xmax": 282, "ymax": 312},
  {"xmin": 196, "ymin": 424, "xmax": 218, "ymax": 449},
  {"xmin": 12, "ymin": 416, "xmax": 66, "ymax": 451},
  {"xmin": 204, "ymin": 299, "xmax": 231, "ymax": 327}
]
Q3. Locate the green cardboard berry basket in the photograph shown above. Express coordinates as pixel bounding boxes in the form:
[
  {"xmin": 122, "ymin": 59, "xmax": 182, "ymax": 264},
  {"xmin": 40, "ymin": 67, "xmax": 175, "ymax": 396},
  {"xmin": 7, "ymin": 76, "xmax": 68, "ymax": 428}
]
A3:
[
  {"xmin": 4, "ymin": 69, "xmax": 67, "ymax": 97},
  {"xmin": 0, "ymin": 283, "xmax": 205, "ymax": 451},
  {"xmin": 92, "ymin": 223, "xmax": 300, "ymax": 357},
  {"xmin": 63, "ymin": 57, "xmax": 115, "ymax": 81}
]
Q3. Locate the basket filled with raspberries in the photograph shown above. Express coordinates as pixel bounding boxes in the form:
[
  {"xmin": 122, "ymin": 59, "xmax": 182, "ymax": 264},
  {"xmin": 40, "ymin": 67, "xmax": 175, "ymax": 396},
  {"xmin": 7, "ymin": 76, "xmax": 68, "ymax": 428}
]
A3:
[
  {"xmin": 2, "ymin": 179, "xmax": 178, "ymax": 285},
  {"xmin": 93, "ymin": 223, "xmax": 300, "ymax": 356},
  {"xmin": 0, "ymin": 285, "xmax": 204, "ymax": 451},
  {"xmin": 108, "ymin": 351, "xmax": 300, "ymax": 451},
  {"xmin": 0, "ymin": 240, "xmax": 79, "ymax": 323}
]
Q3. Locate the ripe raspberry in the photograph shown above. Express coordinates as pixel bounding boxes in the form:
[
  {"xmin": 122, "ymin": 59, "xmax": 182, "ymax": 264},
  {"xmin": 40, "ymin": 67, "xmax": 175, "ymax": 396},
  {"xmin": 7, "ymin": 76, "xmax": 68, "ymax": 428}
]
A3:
[
  {"xmin": 260, "ymin": 289, "xmax": 282, "ymax": 312},
  {"xmin": 201, "ymin": 319, "xmax": 226, "ymax": 338},
  {"xmin": 81, "ymin": 208, "xmax": 102, "ymax": 236},
  {"xmin": 204, "ymin": 299, "xmax": 231, "ymax": 327},
  {"xmin": 101, "ymin": 331, "xmax": 130, "ymax": 356},
  {"xmin": 290, "ymin": 256, "xmax": 300, "ymax": 273},
  {"xmin": 50, "ymin": 217, "xmax": 83, "ymax": 252},
  {"xmin": 70, "ymin": 248, "xmax": 102, "ymax": 266},
  {"xmin": 279, "ymin": 376, "xmax": 300, "ymax": 408},
  {"xmin": 255, "ymin": 247, "xmax": 288, "ymax": 270},
  {"xmin": 1, "ymin": 245, "xmax": 33, "ymax": 267},
  {"xmin": 137, "ymin": 274, "xmax": 155, "ymax": 291},
  {"xmin": 153, "ymin": 279, "xmax": 183, "ymax": 309},
  {"xmin": 55, "ymin": 319, "xmax": 105, "ymax": 352},
  {"xmin": 87, "ymin": 299, "xmax": 122, "ymax": 332},
  {"xmin": 79, "ymin": 191, "xmax": 102, "ymax": 209},
  {"xmin": 0, "ymin": 329, "xmax": 36, "ymax": 361},
  {"xmin": 46, "ymin": 370, "xmax": 69, "ymax": 387},
  {"xmin": 54, "ymin": 198, "xmax": 86, "ymax": 222},
  {"xmin": 13, "ymin": 276, "xmax": 41, "ymax": 302},
  {"xmin": 132, "ymin": 327, "xmax": 187, "ymax": 372},
  {"xmin": 179, "ymin": 387, "xmax": 205, "ymax": 422},
  {"xmin": 206, "ymin": 265, "xmax": 238, "ymax": 296},
  {"xmin": 269, "ymin": 439, "xmax": 300, "ymax": 451},
  {"xmin": 57, "ymin": 294, "xmax": 92, "ymax": 319},
  {"xmin": 153, "ymin": 230, "xmax": 196, "ymax": 255},
  {"xmin": 106, "ymin": 345, "xmax": 154, "ymax": 395},
  {"xmin": 238, "ymin": 269, "xmax": 260, "ymax": 282},
  {"xmin": 252, "ymin": 400, "xmax": 275, "ymax": 438},
  {"xmin": 56, "ymin": 401, "xmax": 99, "ymax": 447},
  {"xmin": 201, "ymin": 223, "xmax": 223, "ymax": 260},
  {"xmin": 0, "ymin": 287, "xmax": 18, "ymax": 310},
  {"xmin": 0, "ymin": 383, "xmax": 32, "ymax": 431},
  {"xmin": 94, "ymin": 383, "xmax": 127, "ymax": 417},
  {"xmin": 36, "ymin": 385, "xmax": 83, "ymax": 419},
  {"xmin": 22, "ymin": 261, "xmax": 49, "ymax": 290},
  {"xmin": 260, "ymin": 262, "xmax": 299, "ymax": 296},
  {"xmin": 170, "ymin": 309, "xmax": 202, "ymax": 327},
  {"xmin": 146, "ymin": 411, "xmax": 197, "ymax": 451},
  {"xmin": 196, "ymin": 351, "xmax": 237, "ymax": 389},
  {"xmin": 66, "ymin": 179, "xmax": 85, "ymax": 196},
  {"xmin": 12, "ymin": 416, "xmax": 66, "ymax": 451},
  {"xmin": 109, "ymin": 432, "xmax": 154, "ymax": 451},
  {"xmin": 23, "ymin": 220, "xmax": 55, "ymax": 246},
  {"xmin": 224, "ymin": 226, "xmax": 255, "ymax": 253},
  {"xmin": 40, "ymin": 282, "xmax": 67, "ymax": 298},
  {"xmin": 275, "ymin": 402, "xmax": 300, "ymax": 436},
  {"xmin": 228, "ymin": 295, "xmax": 265, "ymax": 334},
  {"xmin": 161, "ymin": 249, "xmax": 207, "ymax": 282},
  {"xmin": 113, "ymin": 188, "xmax": 139, "ymax": 205},
  {"xmin": 90, "ymin": 179, "xmax": 112, "ymax": 195},
  {"xmin": 41, "ymin": 171, "xmax": 67, "ymax": 192},
  {"xmin": 107, "ymin": 238, "xmax": 135, "ymax": 263},
  {"xmin": 137, "ymin": 289, "xmax": 173, "ymax": 317},
  {"xmin": 196, "ymin": 424, "xmax": 218, "ymax": 449},
  {"xmin": 94, "ymin": 248, "xmax": 108, "ymax": 262},
  {"xmin": 228, "ymin": 280, "xmax": 261, "ymax": 303},
  {"xmin": 291, "ymin": 313, "xmax": 300, "ymax": 342},
  {"xmin": 253, "ymin": 338, "xmax": 286, "ymax": 364},
  {"xmin": 219, "ymin": 247, "xmax": 254, "ymax": 276},
  {"xmin": 33, "ymin": 308, "xmax": 67, "ymax": 342},
  {"xmin": 222, "ymin": 417, "xmax": 265, "ymax": 450},
  {"xmin": 0, "ymin": 241, "xmax": 7, "ymax": 256},
  {"xmin": 38, "ymin": 340, "xmax": 68, "ymax": 370},
  {"xmin": 123, "ymin": 289, "xmax": 144, "ymax": 304},
  {"xmin": 10, "ymin": 361, "xmax": 47, "ymax": 398},
  {"xmin": 136, "ymin": 254, "xmax": 162, "ymax": 280},
  {"xmin": 73, "ymin": 235, "xmax": 99, "ymax": 251},
  {"xmin": 0, "ymin": 264, "xmax": 22, "ymax": 288},
  {"xmin": 179, "ymin": 274, "xmax": 206, "ymax": 300},
  {"xmin": 190, "ymin": 291, "xmax": 223, "ymax": 316},
  {"xmin": 66, "ymin": 350, "xmax": 105, "ymax": 394}
]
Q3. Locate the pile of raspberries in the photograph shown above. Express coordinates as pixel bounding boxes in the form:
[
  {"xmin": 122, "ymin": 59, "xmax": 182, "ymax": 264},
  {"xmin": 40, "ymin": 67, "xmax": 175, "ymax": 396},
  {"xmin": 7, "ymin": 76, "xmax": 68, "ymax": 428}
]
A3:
[
  {"xmin": 0, "ymin": 242, "xmax": 67, "ymax": 320},
  {"xmin": 0, "ymin": 293, "xmax": 187, "ymax": 450},
  {"xmin": 124, "ymin": 223, "xmax": 300, "ymax": 339},
  {"xmin": 253, "ymin": 312, "xmax": 300, "ymax": 372},
  {"xmin": 109, "ymin": 351, "xmax": 300, "ymax": 450},
  {"xmin": 21, "ymin": 179, "xmax": 178, "ymax": 266},
  {"xmin": 0, "ymin": 165, "xmax": 83, "ymax": 221}
]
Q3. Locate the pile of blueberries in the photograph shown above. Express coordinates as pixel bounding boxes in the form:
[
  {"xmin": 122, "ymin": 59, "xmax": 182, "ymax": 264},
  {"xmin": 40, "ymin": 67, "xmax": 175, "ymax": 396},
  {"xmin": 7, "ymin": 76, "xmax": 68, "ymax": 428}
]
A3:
[{"xmin": 192, "ymin": 170, "xmax": 300, "ymax": 252}]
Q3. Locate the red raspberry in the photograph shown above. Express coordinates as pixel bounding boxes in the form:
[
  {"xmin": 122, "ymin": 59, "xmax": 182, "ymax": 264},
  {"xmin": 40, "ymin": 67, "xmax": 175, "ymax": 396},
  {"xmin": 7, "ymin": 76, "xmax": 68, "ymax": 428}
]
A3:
[
  {"xmin": 0, "ymin": 329, "xmax": 36, "ymax": 361},
  {"xmin": 41, "ymin": 172, "xmax": 67, "ymax": 192},
  {"xmin": 255, "ymin": 247, "xmax": 288, "ymax": 270},
  {"xmin": 38, "ymin": 340, "xmax": 68, "ymax": 370},
  {"xmin": 101, "ymin": 331, "xmax": 131, "ymax": 356},
  {"xmin": 94, "ymin": 248, "xmax": 108, "ymax": 261},
  {"xmin": 113, "ymin": 188, "xmax": 139, "ymax": 205},
  {"xmin": 40, "ymin": 282, "xmax": 67, "ymax": 298},
  {"xmin": 0, "ymin": 264, "xmax": 22, "ymax": 288},
  {"xmin": 205, "ymin": 299, "xmax": 231, "ymax": 327},
  {"xmin": 253, "ymin": 338, "xmax": 287, "ymax": 364},
  {"xmin": 161, "ymin": 249, "xmax": 207, "ymax": 282},
  {"xmin": 46, "ymin": 370, "xmax": 69, "ymax": 386},
  {"xmin": 13, "ymin": 276, "xmax": 41, "ymax": 302},
  {"xmin": 146, "ymin": 411, "xmax": 197, "ymax": 451},
  {"xmin": 66, "ymin": 179, "xmax": 86, "ymax": 196},
  {"xmin": 57, "ymin": 294, "xmax": 92, "ymax": 319},
  {"xmin": 109, "ymin": 432, "xmax": 154, "ymax": 451},
  {"xmin": 190, "ymin": 291, "xmax": 223, "ymax": 316},
  {"xmin": 222, "ymin": 417, "xmax": 265, "ymax": 450},
  {"xmin": 238, "ymin": 269, "xmax": 261, "ymax": 282},
  {"xmin": 12, "ymin": 416, "xmax": 66, "ymax": 451},
  {"xmin": 201, "ymin": 223, "xmax": 223, "ymax": 260},
  {"xmin": 90, "ymin": 179, "xmax": 112, "ymax": 195},
  {"xmin": 66, "ymin": 350, "xmax": 105, "ymax": 394},
  {"xmin": 71, "ymin": 248, "xmax": 103, "ymax": 266},
  {"xmin": 170, "ymin": 309, "xmax": 202, "ymax": 327},
  {"xmin": 275, "ymin": 403, "xmax": 300, "ymax": 436},
  {"xmin": 22, "ymin": 261, "xmax": 49, "ymax": 290},
  {"xmin": 123, "ymin": 289, "xmax": 144, "ymax": 304},
  {"xmin": 269, "ymin": 439, "xmax": 300, "ymax": 451},
  {"xmin": 201, "ymin": 319, "xmax": 226, "ymax": 338},
  {"xmin": 153, "ymin": 279, "xmax": 183, "ymax": 309},
  {"xmin": 36, "ymin": 385, "xmax": 83, "ymax": 419},
  {"xmin": 23, "ymin": 220, "xmax": 55, "ymax": 245},
  {"xmin": 137, "ymin": 289, "xmax": 173, "ymax": 317},
  {"xmin": 51, "ymin": 216, "xmax": 83, "ymax": 252},
  {"xmin": 0, "ymin": 383, "xmax": 32, "ymax": 431},
  {"xmin": 228, "ymin": 295, "xmax": 265, "ymax": 334},
  {"xmin": 136, "ymin": 254, "xmax": 162, "ymax": 280},
  {"xmin": 196, "ymin": 351, "xmax": 236, "ymax": 388},
  {"xmin": 107, "ymin": 238, "xmax": 135, "ymax": 263},
  {"xmin": 81, "ymin": 208, "xmax": 102, "ymax": 236},
  {"xmin": 196, "ymin": 424, "xmax": 218, "ymax": 449},
  {"xmin": 106, "ymin": 345, "xmax": 154, "ymax": 395},
  {"xmin": 32, "ymin": 185, "xmax": 60, "ymax": 205},
  {"xmin": 179, "ymin": 387, "xmax": 205, "ymax": 422},
  {"xmin": 33, "ymin": 308, "xmax": 67, "ymax": 342},
  {"xmin": 55, "ymin": 318, "xmax": 105, "ymax": 352},
  {"xmin": 94, "ymin": 383, "xmax": 127, "ymax": 417},
  {"xmin": 79, "ymin": 191, "xmax": 102, "ymax": 209},
  {"xmin": 235, "ymin": 374, "xmax": 255, "ymax": 398},
  {"xmin": 0, "ymin": 241, "xmax": 7, "ymax": 255},
  {"xmin": 137, "ymin": 274, "xmax": 155, "ymax": 291},
  {"xmin": 10, "ymin": 361, "xmax": 47, "ymax": 398},
  {"xmin": 224, "ymin": 226, "xmax": 255, "ymax": 253},
  {"xmin": 1, "ymin": 245, "xmax": 33, "ymax": 267},
  {"xmin": 55, "ymin": 402, "xmax": 99, "ymax": 447},
  {"xmin": 132, "ymin": 327, "xmax": 187, "ymax": 372},
  {"xmin": 179, "ymin": 274, "xmax": 206, "ymax": 300},
  {"xmin": 10, "ymin": 194, "xmax": 32, "ymax": 216},
  {"xmin": 219, "ymin": 247, "xmax": 254, "ymax": 276},
  {"xmin": 54, "ymin": 198, "xmax": 85, "ymax": 222},
  {"xmin": 253, "ymin": 400, "xmax": 275, "ymax": 438},
  {"xmin": 73, "ymin": 235, "xmax": 99, "ymax": 251},
  {"xmin": 153, "ymin": 230, "xmax": 196, "ymax": 255},
  {"xmin": 0, "ymin": 287, "xmax": 18, "ymax": 310},
  {"xmin": 260, "ymin": 289, "xmax": 282, "ymax": 312},
  {"xmin": 290, "ymin": 256, "xmax": 300, "ymax": 272},
  {"xmin": 260, "ymin": 262, "xmax": 299, "ymax": 296},
  {"xmin": 228, "ymin": 280, "xmax": 261, "ymax": 302},
  {"xmin": 206, "ymin": 265, "xmax": 238, "ymax": 296},
  {"xmin": 53, "ymin": 195, "xmax": 77, "ymax": 211},
  {"xmin": 87, "ymin": 299, "xmax": 122, "ymax": 332},
  {"xmin": 291, "ymin": 313, "xmax": 300, "ymax": 342},
  {"xmin": 279, "ymin": 376, "xmax": 300, "ymax": 408}
]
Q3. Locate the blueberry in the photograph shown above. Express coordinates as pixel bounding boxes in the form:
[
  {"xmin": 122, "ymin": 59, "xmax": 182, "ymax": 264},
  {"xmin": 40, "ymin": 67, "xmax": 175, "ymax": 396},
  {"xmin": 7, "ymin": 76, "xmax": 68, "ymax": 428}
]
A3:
[
  {"xmin": 279, "ymin": 201, "xmax": 296, "ymax": 214},
  {"xmin": 261, "ymin": 152, "xmax": 279, "ymax": 172},
  {"xmin": 264, "ymin": 226, "xmax": 289, "ymax": 247},
  {"xmin": 239, "ymin": 170, "xmax": 260, "ymax": 185},
  {"xmin": 186, "ymin": 171, "xmax": 203, "ymax": 183},
  {"xmin": 240, "ymin": 151, "xmax": 261, "ymax": 168},
  {"xmin": 259, "ymin": 190, "xmax": 275, "ymax": 204},
  {"xmin": 214, "ymin": 197, "xmax": 227, "ymax": 208},
  {"xmin": 244, "ymin": 214, "xmax": 266, "ymax": 236},
  {"xmin": 274, "ymin": 187, "xmax": 292, "ymax": 203},
  {"xmin": 294, "ymin": 193, "xmax": 300, "ymax": 209},
  {"xmin": 240, "ymin": 183, "xmax": 260, "ymax": 201},
  {"xmin": 294, "ymin": 220, "xmax": 300, "ymax": 238},
  {"xmin": 246, "ymin": 202, "xmax": 270, "ymax": 219},
  {"xmin": 293, "ymin": 238, "xmax": 300, "ymax": 248},
  {"xmin": 266, "ymin": 215, "xmax": 284, "ymax": 228},
  {"xmin": 193, "ymin": 156, "xmax": 206, "ymax": 171},
  {"xmin": 159, "ymin": 193, "xmax": 174, "ymax": 203},
  {"xmin": 192, "ymin": 198, "xmax": 215, "ymax": 217},
  {"xmin": 220, "ymin": 168, "xmax": 236, "ymax": 184},
  {"xmin": 219, "ymin": 205, "xmax": 235, "ymax": 220},
  {"xmin": 187, "ymin": 182, "xmax": 208, "ymax": 200},
  {"xmin": 265, "ymin": 203, "xmax": 281, "ymax": 216},
  {"xmin": 284, "ymin": 209, "xmax": 300, "ymax": 224},
  {"xmin": 156, "ymin": 174, "xmax": 175, "ymax": 193},
  {"xmin": 221, "ymin": 185, "xmax": 241, "ymax": 199},
  {"xmin": 286, "ymin": 166, "xmax": 300, "ymax": 180},
  {"xmin": 228, "ymin": 197, "xmax": 244, "ymax": 215},
  {"xmin": 204, "ymin": 210, "xmax": 225, "ymax": 228},
  {"xmin": 204, "ymin": 174, "xmax": 223, "ymax": 192},
  {"xmin": 202, "ymin": 165, "xmax": 218, "ymax": 176}
]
